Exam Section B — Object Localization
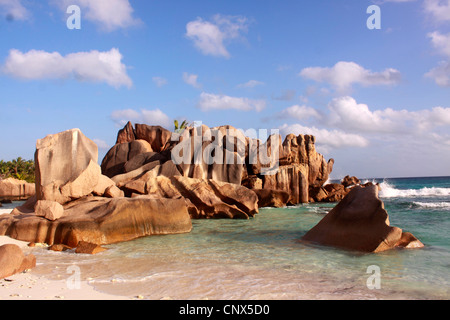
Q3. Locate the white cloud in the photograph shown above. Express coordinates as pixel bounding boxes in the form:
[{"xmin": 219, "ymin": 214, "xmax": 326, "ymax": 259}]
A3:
[
  {"xmin": 0, "ymin": 0, "xmax": 29, "ymax": 21},
  {"xmin": 237, "ymin": 80, "xmax": 264, "ymax": 88},
  {"xmin": 111, "ymin": 108, "xmax": 172, "ymax": 128},
  {"xmin": 424, "ymin": 0, "xmax": 450, "ymax": 23},
  {"xmin": 197, "ymin": 92, "xmax": 266, "ymax": 112},
  {"xmin": 276, "ymin": 105, "xmax": 322, "ymax": 121},
  {"xmin": 152, "ymin": 76, "xmax": 168, "ymax": 88},
  {"xmin": 55, "ymin": 0, "xmax": 141, "ymax": 31},
  {"xmin": 92, "ymin": 139, "xmax": 110, "ymax": 150},
  {"xmin": 186, "ymin": 14, "xmax": 248, "ymax": 58},
  {"xmin": 299, "ymin": 61, "xmax": 401, "ymax": 93},
  {"xmin": 428, "ymin": 31, "xmax": 450, "ymax": 57},
  {"xmin": 279, "ymin": 123, "xmax": 369, "ymax": 150},
  {"xmin": 183, "ymin": 72, "xmax": 202, "ymax": 89},
  {"xmin": 2, "ymin": 48, "xmax": 132, "ymax": 88},
  {"xmin": 425, "ymin": 61, "xmax": 450, "ymax": 87}
]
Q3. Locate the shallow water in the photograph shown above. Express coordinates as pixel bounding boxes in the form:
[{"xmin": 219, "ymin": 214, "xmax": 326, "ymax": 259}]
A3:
[{"xmin": 17, "ymin": 177, "xmax": 450, "ymax": 299}]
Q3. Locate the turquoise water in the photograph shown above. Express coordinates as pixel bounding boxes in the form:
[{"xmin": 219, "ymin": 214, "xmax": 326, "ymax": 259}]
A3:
[{"xmin": 28, "ymin": 177, "xmax": 450, "ymax": 299}]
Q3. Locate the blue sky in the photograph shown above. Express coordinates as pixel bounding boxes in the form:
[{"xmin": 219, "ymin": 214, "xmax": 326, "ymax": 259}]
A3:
[{"xmin": 1, "ymin": 0, "xmax": 449, "ymax": 179}]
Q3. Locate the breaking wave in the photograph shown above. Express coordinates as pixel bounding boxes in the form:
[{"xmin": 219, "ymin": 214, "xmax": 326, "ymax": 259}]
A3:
[{"xmin": 378, "ymin": 181, "xmax": 450, "ymax": 198}]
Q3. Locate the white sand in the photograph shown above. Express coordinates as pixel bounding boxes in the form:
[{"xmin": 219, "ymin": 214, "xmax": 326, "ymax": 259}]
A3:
[{"xmin": 0, "ymin": 236, "xmax": 132, "ymax": 300}]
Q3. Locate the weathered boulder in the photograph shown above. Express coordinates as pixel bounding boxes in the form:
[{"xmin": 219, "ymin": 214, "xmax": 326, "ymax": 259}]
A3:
[
  {"xmin": 75, "ymin": 241, "xmax": 107, "ymax": 255},
  {"xmin": 35, "ymin": 128, "xmax": 98, "ymax": 203},
  {"xmin": 0, "ymin": 178, "xmax": 35, "ymax": 201},
  {"xmin": 135, "ymin": 124, "xmax": 173, "ymax": 153},
  {"xmin": 263, "ymin": 164, "xmax": 309, "ymax": 204},
  {"xmin": 116, "ymin": 121, "xmax": 136, "ymax": 144},
  {"xmin": 0, "ymin": 244, "xmax": 36, "ymax": 279},
  {"xmin": 301, "ymin": 185, "xmax": 424, "ymax": 253},
  {"xmin": 341, "ymin": 175, "xmax": 361, "ymax": 188},
  {"xmin": 168, "ymin": 176, "xmax": 258, "ymax": 219},
  {"xmin": 0, "ymin": 197, "xmax": 192, "ymax": 246},
  {"xmin": 101, "ymin": 139, "xmax": 153, "ymax": 178},
  {"xmin": 35, "ymin": 200, "xmax": 65, "ymax": 221},
  {"xmin": 253, "ymin": 189, "xmax": 290, "ymax": 208}
]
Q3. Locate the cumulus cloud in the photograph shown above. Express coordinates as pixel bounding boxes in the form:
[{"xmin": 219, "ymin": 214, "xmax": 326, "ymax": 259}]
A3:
[
  {"xmin": 55, "ymin": 0, "xmax": 141, "ymax": 31},
  {"xmin": 183, "ymin": 72, "xmax": 202, "ymax": 89},
  {"xmin": 424, "ymin": 0, "xmax": 450, "ymax": 23},
  {"xmin": 197, "ymin": 92, "xmax": 266, "ymax": 112},
  {"xmin": 425, "ymin": 61, "xmax": 450, "ymax": 87},
  {"xmin": 152, "ymin": 76, "xmax": 168, "ymax": 88},
  {"xmin": 299, "ymin": 61, "xmax": 401, "ymax": 93},
  {"xmin": 428, "ymin": 31, "xmax": 450, "ymax": 57},
  {"xmin": 186, "ymin": 14, "xmax": 249, "ymax": 58},
  {"xmin": 111, "ymin": 108, "xmax": 171, "ymax": 128},
  {"xmin": 0, "ymin": 0, "xmax": 29, "ymax": 21},
  {"xmin": 2, "ymin": 48, "xmax": 132, "ymax": 88},
  {"xmin": 92, "ymin": 139, "xmax": 110, "ymax": 150},
  {"xmin": 425, "ymin": 32, "xmax": 450, "ymax": 87},
  {"xmin": 274, "ymin": 96, "xmax": 450, "ymax": 153},
  {"xmin": 275, "ymin": 105, "xmax": 322, "ymax": 121}
]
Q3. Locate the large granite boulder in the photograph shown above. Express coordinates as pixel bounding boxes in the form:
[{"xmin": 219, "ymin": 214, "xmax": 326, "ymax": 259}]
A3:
[
  {"xmin": 0, "ymin": 178, "xmax": 35, "ymax": 201},
  {"xmin": 301, "ymin": 185, "xmax": 424, "ymax": 253},
  {"xmin": 0, "ymin": 197, "xmax": 192, "ymax": 247},
  {"xmin": 0, "ymin": 244, "xmax": 36, "ymax": 279},
  {"xmin": 101, "ymin": 140, "xmax": 153, "ymax": 178},
  {"xmin": 35, "ymin": 129, "xmax": 122, "ymax": 204}
]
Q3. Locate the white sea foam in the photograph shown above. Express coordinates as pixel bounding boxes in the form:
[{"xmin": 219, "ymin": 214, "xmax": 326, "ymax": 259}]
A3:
[
  {"xmin": 412, "ymin": 201, "xmax": 450, "ymax": 209},
  {"xmin": 378, "ymin": 181, "xmax": 450, "ymax": 198},
  {"xmin": 0, "ymin": 208, "xmax": 12, "ymax": 215}
]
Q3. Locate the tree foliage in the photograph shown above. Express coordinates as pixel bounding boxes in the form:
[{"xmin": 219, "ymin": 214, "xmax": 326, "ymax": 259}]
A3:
[{"xmin": 0, "ymin": 157, "xmax": 35, "ymax": 183}]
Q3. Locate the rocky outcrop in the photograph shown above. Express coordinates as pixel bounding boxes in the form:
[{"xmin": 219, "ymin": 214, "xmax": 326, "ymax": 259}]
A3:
[
  {"xmin": 0, "ymin": 197, "xmax": 192, "ymax": 246},
  {"xmin": 0, "ymin": 244, "xmax": 36, "ymax": 279},
  {"xmin": 0, "ymin": 178, "xmax": 35, "ymax": 201},
  {"xmin": 102, "ymin": 122, "xmax": 335, "ymax": 205},
  {"xmin": 301, "ymin": 185, "xmax": 424, "ymax": 253}
]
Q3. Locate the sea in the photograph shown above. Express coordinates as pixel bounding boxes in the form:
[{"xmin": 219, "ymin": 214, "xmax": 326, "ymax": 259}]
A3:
[{"xmin": 2, "ymin": 176, "xmax": 449, "ymax": 300}]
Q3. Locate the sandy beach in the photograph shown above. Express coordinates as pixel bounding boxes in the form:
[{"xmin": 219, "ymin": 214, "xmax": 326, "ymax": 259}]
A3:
[{"xmin": 0, "ymin": 235, "xmax": 131, "ymax": 300}]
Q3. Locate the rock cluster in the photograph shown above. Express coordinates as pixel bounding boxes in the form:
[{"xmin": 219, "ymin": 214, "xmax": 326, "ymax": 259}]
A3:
[
  {"xmin": 105, "ymin": 122, "xmax": 334, "ymax": 208},
  {"xmin": 0, "ymin": 178, "xmax": 35, "ymax": 202}
]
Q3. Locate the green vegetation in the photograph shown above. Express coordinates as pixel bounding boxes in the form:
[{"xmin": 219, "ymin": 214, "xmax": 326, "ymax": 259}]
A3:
[
  {"xmin": 174, "ymin": 119, "xmax": 191, "ymax": 133},
  {"xmin": 0, "ymin": 157, "xmax": 35, "ymax": 183}
]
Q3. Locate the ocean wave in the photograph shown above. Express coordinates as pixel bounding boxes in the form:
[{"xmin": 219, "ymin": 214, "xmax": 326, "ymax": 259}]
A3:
[
  {"xmin": 378, "ymin": 181, "xmax": 450, "ymax": 198},
  {"xmin": 411, "ymin": 201, "xmax": 450, "ymax": 209}
]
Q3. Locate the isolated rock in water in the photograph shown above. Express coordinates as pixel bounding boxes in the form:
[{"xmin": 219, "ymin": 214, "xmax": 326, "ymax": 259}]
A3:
[
  {"xmin": 35, "ymin": 200, "xmax": 65, "ymax": 221},
  {"xmin": 253, "ymin": 189, "xmax": 290, "ymax": 208},
  {"xmin": 341, "ymin": 175, "xmax": 361, "ymax": 188},
  {"xmin": 301, "ymin": 185, "xmax": 424, "ymax": 253},
  {"xmin": 0, "ymin": 178, "xmax": 35, "ymax": 201},
  {"xmin": 0, "ymin": 244, "xmax": 36, "ymax": 279},
  {"xmin": 0, "ymin": 197, "xmax": 192, "ymax": 246},
  {"xmin": 75, "ymin": 241, "xmax": 107, "ymax": 255},
  {"xmin": 35, "ymin": 128, "xmax": 98, "ymax": 203}
]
